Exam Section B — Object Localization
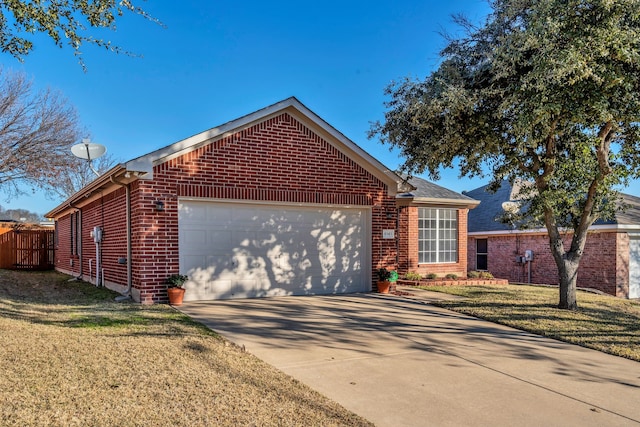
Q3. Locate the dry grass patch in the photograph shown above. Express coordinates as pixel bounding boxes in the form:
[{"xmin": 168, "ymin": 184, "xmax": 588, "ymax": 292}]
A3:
[
  {"xmin": 420, "ymin": 283, "xmax": 640, "ymax": 361},
  {"xmin": 0, "ymin": 270, "xmax": 372, "ymax": 427}
]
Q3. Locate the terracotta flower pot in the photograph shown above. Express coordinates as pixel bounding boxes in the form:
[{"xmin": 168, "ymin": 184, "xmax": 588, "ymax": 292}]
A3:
[
  {"xmin": 167, "ymin": 287, "xmax": 186, "ymax": 305},
  {"xmin": 377, "ymin": 280, "xmax": 391, "ymax": 294}
]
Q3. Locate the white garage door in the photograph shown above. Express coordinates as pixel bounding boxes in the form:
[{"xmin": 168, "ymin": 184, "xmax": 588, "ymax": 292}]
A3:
[
  {"xmin": 630, "ymin": 236, "xmax": 640, "ymax": 299},
  {"xmin": 178, "ymin": 200, "xmax": 371, "ymax": 301}
]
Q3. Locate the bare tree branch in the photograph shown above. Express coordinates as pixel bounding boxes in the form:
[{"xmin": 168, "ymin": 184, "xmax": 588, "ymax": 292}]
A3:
[{"xmin": 0, "ymin": 67, "xmax": 81, "ymax": 199}]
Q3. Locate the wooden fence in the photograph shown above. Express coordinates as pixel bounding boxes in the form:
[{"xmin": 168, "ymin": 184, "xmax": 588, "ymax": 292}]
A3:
[{"xmin": 0, "ymin": 229, "xmax": 55, "ymax": 270}]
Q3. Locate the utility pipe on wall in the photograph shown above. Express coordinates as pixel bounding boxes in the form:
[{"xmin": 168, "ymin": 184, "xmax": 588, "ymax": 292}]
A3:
[{"xmin": 110, "ymin": 176, "xmax": 133, "ymax": 301}]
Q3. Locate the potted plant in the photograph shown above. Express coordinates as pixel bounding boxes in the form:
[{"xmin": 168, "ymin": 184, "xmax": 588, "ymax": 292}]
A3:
[
  {"xmin": 166, "ymin": 274, "xmax": 189, "ymax": 305},
  {"xmin": 376, "ymin": 268, "xmax": 397, "ymax": 294}
]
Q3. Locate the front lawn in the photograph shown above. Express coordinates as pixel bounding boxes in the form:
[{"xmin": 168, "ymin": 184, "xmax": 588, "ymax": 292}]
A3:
[
  {"xmin": 420, "ymin": 284, "xmax": 640, "ymax": 361},
  {"xmin": 0, "ymin": 270, "xmax": 372, "ymax": 427}
]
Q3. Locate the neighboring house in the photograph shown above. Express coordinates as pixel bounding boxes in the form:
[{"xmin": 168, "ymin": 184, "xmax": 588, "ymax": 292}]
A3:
[
  {"xmin": 465, "ymin": 181, "xmax": 640, "ymax": 298},
  {"xmin": 46, "ymin": 98, "xmax": 475, "ymax": 304}
]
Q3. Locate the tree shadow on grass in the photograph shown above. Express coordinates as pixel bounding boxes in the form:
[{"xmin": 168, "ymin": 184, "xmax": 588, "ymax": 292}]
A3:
[
  {"xmin": 432, "ymin": 298, "xmax": 640, "ymax": 363},
  {"xmin": 0, "ymin": 269, "xmax": 217, "ymax": 337}
]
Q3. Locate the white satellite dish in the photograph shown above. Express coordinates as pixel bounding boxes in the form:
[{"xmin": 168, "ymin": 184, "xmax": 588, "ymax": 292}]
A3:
[
  {"xmin": 501, "ymin": 201, "xmax": 520, "ymax": 214},
  {"xmin": 71, "ymin": 139, "xmax": 107, "ymax": 161},
  {"xmin": 71, "ymin": 139, "xmax": 107, "ymax": 176}
]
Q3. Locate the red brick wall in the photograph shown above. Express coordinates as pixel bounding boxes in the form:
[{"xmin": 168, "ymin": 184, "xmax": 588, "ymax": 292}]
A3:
[
  {"xmin": 130, "ymin": 179, "xmax": 181, "ymax": 304},
  {"xmin": 397, "ymin": 206, "xmax": 469, "ymax": 278},
  {"xmin": 131, "ymin": 112, "xmax": 397, "ymax": 302},
  {"xmin": 54, "ymin": 214, "xmax": 76, "ymax": 273},
  {"xmin": 54, "ymin": 188, "xmax": 129, "ymax": 289},
  {"xmin": 616, "ymin": 233, "xmax": 630, "ymax": 298},
  {"xmin": 467, "ymin": 231, "xmax": 630, "ymax": 297}
]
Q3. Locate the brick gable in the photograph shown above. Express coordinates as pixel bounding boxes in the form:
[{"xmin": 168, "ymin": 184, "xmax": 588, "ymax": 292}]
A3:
[{"xmin": 131, "ymin": 112, "xmax": 396, "ymax": 303}]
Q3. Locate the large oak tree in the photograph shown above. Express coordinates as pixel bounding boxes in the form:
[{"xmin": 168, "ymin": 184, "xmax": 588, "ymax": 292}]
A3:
[
  {"xmin": 0, "ymin": 0, "xmax": 159, "ymax": 68},
  {"xmin": 370, "ymin": 0, "xmax": 640, "ymax": 309}
]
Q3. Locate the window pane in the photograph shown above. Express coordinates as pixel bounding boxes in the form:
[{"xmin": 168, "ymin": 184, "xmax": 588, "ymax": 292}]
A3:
[
  {"xmin": 477, "ymin": 254, "xmax": 488, "ymax": 270},
  {"xmin": 477, "ymin": 239, "xmax": 488, "ymax": 254},
  {"xmin": 418, "ymin": 208, "xmax": 458, "ymax": 264}
]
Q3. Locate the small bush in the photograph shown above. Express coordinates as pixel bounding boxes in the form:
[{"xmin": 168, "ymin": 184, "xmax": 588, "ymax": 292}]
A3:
[
  {"xmin": 467, "ymin": 271, "xmax": 480, "ymax": 279},
  {"xmin": 479, "ymin": 271, "xmax": 494, "ymax": 279},
  {"xmin": 377, "ymin": 268, "xmax": 391, "ymax": 281},
  {"xmin": 404, "ymin": 271, "xmax": 422, "ymax": 281},
  {"xmin": 425, "ymin": 273, "xmax": 438, "ymax": 280},
  {"xmin": 445, "ymin": 273, "xmax": 458, "ymax": 280}
]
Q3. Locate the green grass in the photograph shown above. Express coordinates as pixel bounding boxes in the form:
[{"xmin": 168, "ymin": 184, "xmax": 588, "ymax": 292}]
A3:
[
  {"xmin": 0, "ymin": 270, "xmax": 372, "ymax": 427},
  {"xmin": 420, "ymin": 284, "xmax": 640, "ymax": 361}
]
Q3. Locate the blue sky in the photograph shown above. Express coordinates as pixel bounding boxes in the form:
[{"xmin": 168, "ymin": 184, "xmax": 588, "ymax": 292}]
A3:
[
  {"xmin": 1, "ymin": 0, "xmax": 492, "ymax": 214},
  {"xmin": 2, "ymin": 0, "xmax": 637, "ymax": 215}
]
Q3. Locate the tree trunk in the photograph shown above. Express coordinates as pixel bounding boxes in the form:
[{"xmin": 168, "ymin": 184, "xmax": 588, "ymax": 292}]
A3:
[
  {"xmin": 556, "ymin": 258, "xmax": 579, "ymax": 310},
  {"xmin": 545, "ymin": 212, "xmax": 584, "ymax": 311}
]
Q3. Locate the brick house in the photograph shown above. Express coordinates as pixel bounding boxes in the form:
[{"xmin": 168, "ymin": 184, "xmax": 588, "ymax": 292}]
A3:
[
  {"xmin": 46, "ymin": 98, "xmax": 476, "ymax": 303},
  {"xmin": 396, "ymin": 176, "xmax": 479, "ymax": 278},
  {"xmin": 465, "ymin": 181, "xmax": 640, "ymax": 298}
]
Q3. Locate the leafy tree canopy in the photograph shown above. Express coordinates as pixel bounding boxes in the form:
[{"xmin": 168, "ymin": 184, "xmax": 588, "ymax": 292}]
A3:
[
  {"xmin": 370, "ymin": 0, "xmax": 640, "ymax": 309},
  {"xmin": 0, "ymin": 0, "xmax": 160, "ymax": 68}
]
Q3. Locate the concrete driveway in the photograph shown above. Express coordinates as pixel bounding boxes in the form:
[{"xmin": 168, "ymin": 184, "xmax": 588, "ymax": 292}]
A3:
[{"xmin": 179, "ymin": 292, "xmax": 640, "ymax": 427}]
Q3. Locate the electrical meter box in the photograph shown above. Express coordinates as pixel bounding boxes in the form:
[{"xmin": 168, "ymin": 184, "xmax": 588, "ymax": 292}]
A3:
[
  {"xmin": 91, "ymin": 226, "xmax": 103, "ymax": 243},
  {"xmin": 524, "ymin": 250, "xmax": 534, "ymax": 261}
]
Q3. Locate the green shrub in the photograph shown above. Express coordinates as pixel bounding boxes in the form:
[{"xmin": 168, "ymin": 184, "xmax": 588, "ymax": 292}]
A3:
[
  {"xmin": 166, "ymin": 274, "xmax": 189, "ymax": 288},
  {"xmin": 377, "ymin": 268, "xmax": 391, "ymax": 281},
  {"xmin": 445, "ymin": 273, "xmax": 458, "ymax": 280},
  {"xmin": 479, "ymin": 271, "xmax": 494, "ymax": 279},
  {"xmin": 425, "ymin": 273, "xmax": 438, "ymax": 280},
  {"xmin": 467, "ymin": 271, "xmax": 480, "ymax": 278},
  {"xmin": 404, "ymin": 271, "xmax": 422, "ymax": 281}
]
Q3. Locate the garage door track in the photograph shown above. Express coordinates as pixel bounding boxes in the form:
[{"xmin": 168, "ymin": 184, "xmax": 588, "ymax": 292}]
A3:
[{"xmin": 179, "ymin": 294, "xmax": 640, "ymax": 427}]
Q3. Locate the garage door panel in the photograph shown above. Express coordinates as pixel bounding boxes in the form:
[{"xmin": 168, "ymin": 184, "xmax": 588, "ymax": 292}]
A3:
[
  {"xmin": 180, "ymin": 229, "xmax": 207, "ymax": 249},
  {"xmin": 178, "ymin": 202, "xmax": 209, "ymax": 222},
  {"xmin": 178, "ymin": 201, "xmax": 370, "ymax": 301},
  {"xmin": 184, "ymin": 277, "xmax": 232, "ymax": 301}
]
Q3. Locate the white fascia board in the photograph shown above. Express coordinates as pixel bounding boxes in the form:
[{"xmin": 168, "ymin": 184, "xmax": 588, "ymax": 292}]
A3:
[
  {"xmin": 416, "ymin": 197, "xmax": 480, "ymax": 209},
  {"xmin": 398, "ymin": 197, "xmax": 480, "ymax": 209},
  {"xmin": 468, "ymin": 229, "xmax": 549, "ymax": 237},
  {"xmin": 589, "ymin": 224, "xmax": 640, "ymax": 231},
  {"xmin": 123, "ymin": 97, "xmax": 403, "ymax": 195},
  {"xmin": 468, "ymin": 223, "xmax": 640, "ymax": 237}
]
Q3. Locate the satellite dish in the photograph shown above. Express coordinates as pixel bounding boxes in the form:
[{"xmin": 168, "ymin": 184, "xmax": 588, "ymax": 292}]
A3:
[
  {"xmin": 502, "ymin": 201, "xmax": 520, "ymax": 214},
  {"xmin": 71, "ymin": 139, "xmax": 107, "ymax": 161},
  {"xmin": 71, "ymin": 139, "xmax": 107, "ymax": 177}
]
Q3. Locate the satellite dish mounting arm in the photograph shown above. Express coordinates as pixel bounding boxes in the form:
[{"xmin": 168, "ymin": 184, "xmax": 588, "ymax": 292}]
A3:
[{"xmin": 71, "ymin": 139, "xmax": 107, "ymax": 177}]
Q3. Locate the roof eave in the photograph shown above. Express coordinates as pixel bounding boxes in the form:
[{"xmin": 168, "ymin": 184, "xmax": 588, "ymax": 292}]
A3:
[
  {"xmin": 468, "ymin": 223, "xmax": 640, "ymax": 236},
  {"xmin": 396, "ymin": 196, "xmax": 481, "ymax": 209},
  {"xmin": 45, "ymin": 165, "xmax": 142, "ymax": 219}
]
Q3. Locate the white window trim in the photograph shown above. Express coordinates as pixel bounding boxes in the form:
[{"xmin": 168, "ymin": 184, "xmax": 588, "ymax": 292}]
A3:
[{"xmin": 418, "ymin": 208, "xmax": 458, "ymax": 264}]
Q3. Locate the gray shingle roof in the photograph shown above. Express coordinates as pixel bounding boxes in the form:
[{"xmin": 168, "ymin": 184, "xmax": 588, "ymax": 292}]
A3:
[
  {"xmin": 397, "ymin": 175, "xmax": 479, "ymax": 204},
  {"xmin": 465, "ymin": 181, "xmax": 640, "ymax": 233},
  {"xmin": 464, "ymin": 182, "xmax": 514, "ymax": 232},
  {"xmin": 617, "ymin": 193, "xmax": 640, "ymax": 225}
]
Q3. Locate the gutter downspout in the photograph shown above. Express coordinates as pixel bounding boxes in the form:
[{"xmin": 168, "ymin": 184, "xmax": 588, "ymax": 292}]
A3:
[
  {"xmin": 111, "ymin": 175, "xmax": 133, "ymax": 302},
  {"xmin": 66, "ymin": 202, "xmax": 83, "ymax": 281}
]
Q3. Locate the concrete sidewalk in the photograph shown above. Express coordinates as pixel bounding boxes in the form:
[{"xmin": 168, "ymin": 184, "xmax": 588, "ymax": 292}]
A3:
[{"xmin": 179, "ymin": 293, "xmax": 640, "ymax": 427}]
